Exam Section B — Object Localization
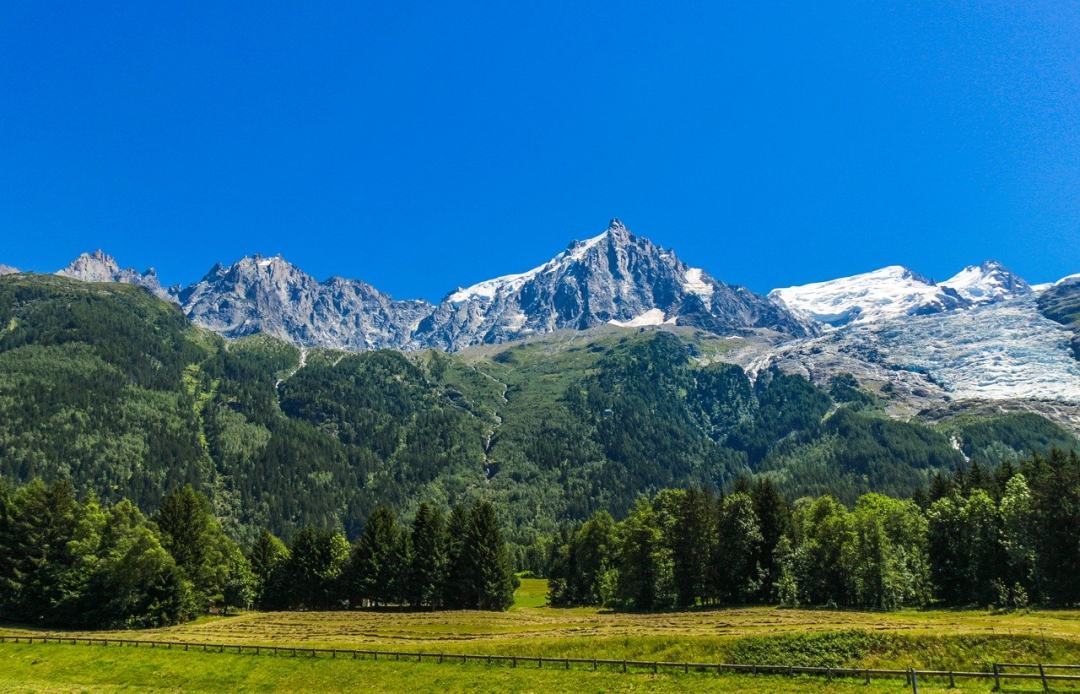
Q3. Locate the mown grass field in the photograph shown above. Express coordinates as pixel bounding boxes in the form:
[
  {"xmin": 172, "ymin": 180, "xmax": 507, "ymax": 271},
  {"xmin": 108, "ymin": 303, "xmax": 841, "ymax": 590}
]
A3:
[{"xmin": 2, "ymin": 579, "xmax": 1080, "ymax": 692}]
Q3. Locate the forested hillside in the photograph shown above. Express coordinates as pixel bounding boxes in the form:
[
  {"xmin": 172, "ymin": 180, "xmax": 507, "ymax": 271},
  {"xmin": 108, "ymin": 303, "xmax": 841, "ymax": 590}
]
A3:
[{"xmin": 0, "ymin": 274, "xmax": 1075, "ymax": 554}]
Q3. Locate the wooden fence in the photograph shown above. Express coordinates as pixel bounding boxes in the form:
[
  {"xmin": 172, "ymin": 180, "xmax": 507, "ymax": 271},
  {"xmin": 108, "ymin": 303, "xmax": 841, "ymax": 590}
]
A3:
[{"xmin": 3, "ymin": 634, "xmax": 1080, "ymax": 691}]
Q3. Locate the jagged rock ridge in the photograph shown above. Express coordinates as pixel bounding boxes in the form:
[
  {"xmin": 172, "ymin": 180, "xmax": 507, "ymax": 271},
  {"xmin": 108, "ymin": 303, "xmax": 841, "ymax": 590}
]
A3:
[
  {"xmin": 415, "ymin": 219, "xmax": 814, "ymax": 350},
  {"xmin": 57, "ymin": 250, "xmax": 178, "ymax": 302}
]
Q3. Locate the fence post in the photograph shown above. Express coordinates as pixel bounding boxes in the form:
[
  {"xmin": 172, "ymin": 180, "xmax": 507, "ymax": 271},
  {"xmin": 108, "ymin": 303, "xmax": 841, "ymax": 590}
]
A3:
[
  {"xmin": 993, "ymin": 663, "xmax": 1001, "ymax": 691},
  {"xmin": 910, "ymin": 669, "xmax": 919, "ymax": 694},
  {"xmin": 1039, "ymin": 663, "xmax": 1048, "ymax": 692},
  {"xmin": 565, "ymin": 658, "xmax": 569, "ymax": 670},
  {"xmin": 622, "ymin": 660, "xmax": 627, "ymax": 673},
  {"xmin": 948, "ymin": 670, "xmax": 955, "ymax": 688}
]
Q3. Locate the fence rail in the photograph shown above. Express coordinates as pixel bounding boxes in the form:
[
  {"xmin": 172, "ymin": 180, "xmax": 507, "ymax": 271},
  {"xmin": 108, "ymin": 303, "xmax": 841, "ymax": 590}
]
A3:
[{"xmin": 3, "ymin": 634, "xmax": 1080, "ymax": 690}]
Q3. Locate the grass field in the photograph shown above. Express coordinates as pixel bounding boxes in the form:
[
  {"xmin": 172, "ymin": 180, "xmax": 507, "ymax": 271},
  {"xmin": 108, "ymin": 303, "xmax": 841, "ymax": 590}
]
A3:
[{"xmin": 2, "ymin": 580, "xmax": 1080, "ymax": 692}]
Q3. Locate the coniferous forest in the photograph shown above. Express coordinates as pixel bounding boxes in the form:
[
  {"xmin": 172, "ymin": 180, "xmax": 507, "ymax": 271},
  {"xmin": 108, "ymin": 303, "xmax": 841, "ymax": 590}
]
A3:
[{"xmin": 0, "ymin": 274, "xmax": 1079, "ymax": 628}]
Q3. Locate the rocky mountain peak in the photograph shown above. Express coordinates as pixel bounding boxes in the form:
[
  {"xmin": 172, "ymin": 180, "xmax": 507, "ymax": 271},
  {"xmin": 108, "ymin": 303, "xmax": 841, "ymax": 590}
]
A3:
[
  {"xmin": 0, "ymin": 264, "xmax": 20, "ymax": 276},
  {"xmin": 419, "ymin": 219, "xmax": 813, "ymax": 349},
  {"xmin": 942, "ymin": 259, "xmax": 1031, "ymax": 305},
  {"xmin": 57, "ymin": 250, "xmax": 173, "ymax": 301}
]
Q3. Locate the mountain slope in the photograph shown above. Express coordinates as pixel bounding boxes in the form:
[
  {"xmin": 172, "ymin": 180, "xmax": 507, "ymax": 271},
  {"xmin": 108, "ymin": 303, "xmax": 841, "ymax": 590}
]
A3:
[
  {"xmin": 178, "ymin": 254, "xmax": 433, "ymax": 351},
  {"xmin": 416, "ymin": 219, "xmax": 812, "ymax": 350},
  {"xmin": 0, "ymin": 264, "xmax": 18, "ymax": 276}
]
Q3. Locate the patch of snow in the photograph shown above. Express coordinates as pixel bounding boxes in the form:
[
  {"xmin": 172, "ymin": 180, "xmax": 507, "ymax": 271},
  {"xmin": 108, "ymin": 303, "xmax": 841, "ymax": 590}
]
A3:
[
  {"xmin": 609, "ymin": 308, "xmax": 675, "ymax": 327},
  {"xmin": 682, "ymin": 268, "xmax": 713, "ymax": 308},
  {"xmin": 503, "ymin": 310, "xmax": 528, "ymax": 331}
]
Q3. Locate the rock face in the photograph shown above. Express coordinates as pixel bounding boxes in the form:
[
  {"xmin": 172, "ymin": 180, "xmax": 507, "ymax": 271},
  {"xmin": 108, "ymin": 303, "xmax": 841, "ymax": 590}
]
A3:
[
  {"xmin": 57, "ymin": 250, "xmax": 177, "ymax": 302},
  {"xmin": 415, "ymin": 219, "xmax": 813, "ymax": 350},
  {"xmin": 178, "ymin": 255, "xmax": 433, "ymax": 351}
]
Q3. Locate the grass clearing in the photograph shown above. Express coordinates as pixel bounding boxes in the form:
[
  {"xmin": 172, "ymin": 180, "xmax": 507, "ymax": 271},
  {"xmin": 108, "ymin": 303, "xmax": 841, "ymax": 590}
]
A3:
[
  {"xmin": 0, "ymin": 643, "xmax": 1069, "ymax": 693},
  {"xmin": 3, "ymin": 581, "xmax": 1080, "ymax": 691}
]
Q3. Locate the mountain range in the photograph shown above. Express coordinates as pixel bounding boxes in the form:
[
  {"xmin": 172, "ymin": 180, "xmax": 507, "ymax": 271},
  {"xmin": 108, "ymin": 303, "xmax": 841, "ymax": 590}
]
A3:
[
  {"xmin": 13, "ymin": 219, "xmax": 1067, "ymax": 351},
  {"xmin": 6, "ymin": 219, "xmax": 1079, "ymax": 424}
]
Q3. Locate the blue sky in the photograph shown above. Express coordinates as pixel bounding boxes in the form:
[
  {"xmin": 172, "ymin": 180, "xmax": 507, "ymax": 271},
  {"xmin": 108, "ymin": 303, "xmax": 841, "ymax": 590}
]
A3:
[{"xmin": 2, "ymin": 2, "xmax": 1078, "ymax": 300}]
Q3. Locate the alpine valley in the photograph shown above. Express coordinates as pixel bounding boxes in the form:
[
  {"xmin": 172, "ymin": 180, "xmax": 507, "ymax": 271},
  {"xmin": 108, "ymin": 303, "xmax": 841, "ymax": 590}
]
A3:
[{"xmin": 2, "ymin": 219, "xmax": 1078, "ymax": 551}]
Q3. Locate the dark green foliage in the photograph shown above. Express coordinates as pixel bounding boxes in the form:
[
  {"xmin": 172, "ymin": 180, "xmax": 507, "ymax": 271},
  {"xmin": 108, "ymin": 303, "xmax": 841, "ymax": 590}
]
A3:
[
  {"xmin": 248, "ymin": 529, "xmax": 288, "ymax": 608},
  {"xmin": 343, "ymin": 506, "xmax": 403, "ymax": 606},
  {"xmin": 460, "ymin": 501, "xmax": 518, "ymax": 611},
  {"xmin": 944, "ymin": 413, "xmax": 1078, "ymax": 467},
  {"xmin": 554, "ymin": 449, "xmax": 1078, "ymax": 611},
  {"xmin": 0, "ymin": 479, "xmax": 194, "ymax": 628},
  {"xmin": 270, "ymin": 526, "xmax": 349, "ymax": 610},
  {"xmin": 154, "ymin": 486, "xmax": 252, "ymax": 613},
  {"xmin": 404, "ymin": 503, "xmax": 446, "ymax": 608},
  {"xmin": 548, "ymin": 511, "xmax": 616, "ymax": 607}
]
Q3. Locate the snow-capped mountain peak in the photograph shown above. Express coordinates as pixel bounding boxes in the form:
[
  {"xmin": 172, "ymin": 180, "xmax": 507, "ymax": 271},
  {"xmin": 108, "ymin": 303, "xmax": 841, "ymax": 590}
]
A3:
[
  {"xmin": 768, "ymin": 265, "xmax": 968, "ymax": 328},
  {"xmin": 447, "ymin": 223, "xmax": 616, "ymax": 304},
  {"xmin": 941, "ymin": 260, "xmax": 1031, "ymax": 305},
  {"xmin": 421, "ymin": 219, "xmax": 812, "ymax": 349},
  {"xmin": 0, "ymin": 264, "xmax": 19, "ymax": 276}
]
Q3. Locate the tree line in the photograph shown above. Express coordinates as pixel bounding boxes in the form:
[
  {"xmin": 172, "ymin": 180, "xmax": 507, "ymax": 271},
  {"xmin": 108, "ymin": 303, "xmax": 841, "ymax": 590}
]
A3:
[
  {"xmin": 549, "ymin": 449, "xmax": 1080, "ymax": 610},
  {"xmin": 0, "ymin": 480, "xmax": 516, "ymax": 628}
]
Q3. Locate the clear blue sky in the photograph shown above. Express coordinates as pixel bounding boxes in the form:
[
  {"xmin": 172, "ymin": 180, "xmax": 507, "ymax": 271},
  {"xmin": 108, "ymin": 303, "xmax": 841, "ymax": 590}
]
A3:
[{"xmin": 2, "ymin": 2, "xmax": 1078, "ymax": 300}]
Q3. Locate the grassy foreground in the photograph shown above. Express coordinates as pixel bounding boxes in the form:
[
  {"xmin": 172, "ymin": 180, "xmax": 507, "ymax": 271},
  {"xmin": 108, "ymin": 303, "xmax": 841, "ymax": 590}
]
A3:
[{"xmin": 2, "ymin": 580, "xmax": 1080, "ymax": 691}]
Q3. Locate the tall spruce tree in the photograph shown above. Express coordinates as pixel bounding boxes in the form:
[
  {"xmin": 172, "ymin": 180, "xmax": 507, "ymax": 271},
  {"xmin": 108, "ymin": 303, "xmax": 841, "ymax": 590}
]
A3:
[
  {"xmin": 405, "ymin": 503, "xmax": 446, "ymax": 609},
  {"xmin": 671, "ymin": 488, "xmax": 710, "ymax": 607},
  {"xmin": 462, "ymin": 501, "xmax": 517, "ymax": 611},
  {"xmin": 344, "ymin": 506, "xmax": 401, "ymax": 607},
  {"xmin": 442, "ymin": 503, "xmax": 471, "ymax": 609}
]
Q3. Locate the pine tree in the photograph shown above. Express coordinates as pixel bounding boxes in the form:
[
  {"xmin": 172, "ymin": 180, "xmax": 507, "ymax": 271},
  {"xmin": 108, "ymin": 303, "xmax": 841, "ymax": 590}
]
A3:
[
  {"xmin": 249, "ymin": 529, "xmax": 289, "ymax": 608},
  {"xmin": 616, "ymin": 498, "xmax": 663, "ymax": 610},
  {"xmin": 344, "ymin": 506, "xmax": 401, "ymax": 607},
  {"xmin": 442, "ymin": 503, "xmax": 471, "ymax": 609},
  {"xmin": 405, "ymin": 503, "xmax": 446, "ymax": 609},
  {"xmin": 462, "ymin": 501, "xmax": 517, "ymax": 611},
  {"xmin": 671, "ymin": 488, "xmax": 710, "ymax": 607},
  {"xmin": 714, "ymin": 492, "xmax": 763, "ymax": 603},
  {"xmin": 750, "ymin": 478, "xmax": 788, "ymax": 601}
]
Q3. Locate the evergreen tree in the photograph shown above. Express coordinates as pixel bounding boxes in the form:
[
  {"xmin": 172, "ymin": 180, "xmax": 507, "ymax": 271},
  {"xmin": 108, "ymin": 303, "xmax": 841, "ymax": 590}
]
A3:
[
  {"xmin": 442, "ymin": 503, "xmax": 471, "ymax": 609},
  {"xmin": 616, "ymin": 498, "xmax": 663, "ymax": 610},
  {"xmin": 249, "ymin": 529, "xmax": 289, "ymax": 608},
  {"xmin": 671, "ymin": 488, "xmax": 710, "ymax": 607},
  {"xmin": 462, "ymin": 501, "xmax": 517, "ymax": 611},
  {"xmin": 154, "ymin": 485, "xmax": 251, "ymax": 613},
  {"xmin": 279, "ymin": 527, "xmax": 349, "ymax": 609},
  {"xmin": 714, "ymin": 492, "xmax": 763, "ymax": 603},
  {"xmin": 344, "ymin": 506, "xmax": 401, "ymax": 607},
  {"xmin": 405, "ymin": 503, "xmax": 446, "ymax": 609},
  {"xmin": 750, "ymin": 478, "xmax": 788, "ymax": 601}
]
